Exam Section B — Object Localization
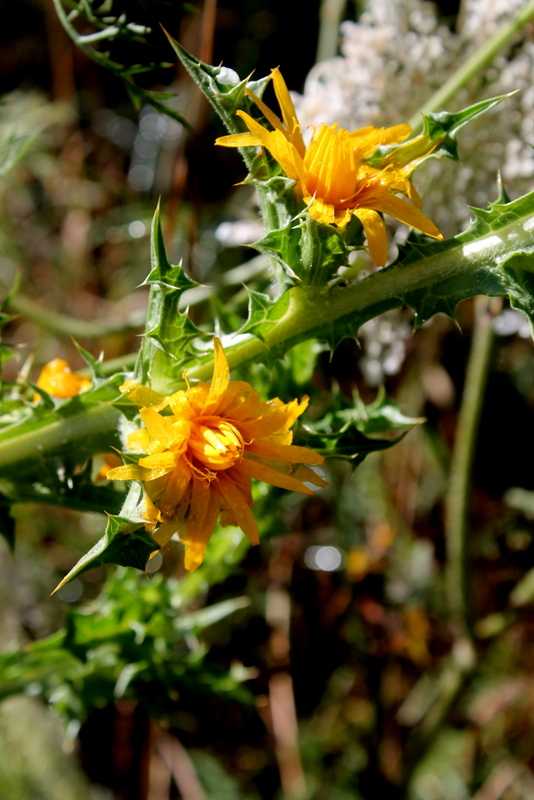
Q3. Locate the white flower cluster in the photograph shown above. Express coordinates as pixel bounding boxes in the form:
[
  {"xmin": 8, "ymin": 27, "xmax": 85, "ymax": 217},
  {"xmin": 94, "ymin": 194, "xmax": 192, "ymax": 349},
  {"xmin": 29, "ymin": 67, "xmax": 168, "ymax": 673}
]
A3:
[
  {"xmin": 296, "ymin": 0, "xmax": 534, "ymax": 236},
  {"xmin": 294, "ymin": 0, "xmax": 534, "ymax": 384}
]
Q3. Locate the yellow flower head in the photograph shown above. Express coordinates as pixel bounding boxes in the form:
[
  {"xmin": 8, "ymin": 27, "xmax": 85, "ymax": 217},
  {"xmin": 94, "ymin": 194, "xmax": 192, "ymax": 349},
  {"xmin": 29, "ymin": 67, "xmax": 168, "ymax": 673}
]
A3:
[
  {"xmin": 216, "ymin": 68, "xmax": 442, "ymax": 267},
  {"xmin": 107, "ymin": 339, "xmax": 326, "ymax": 571},
  {"xmin": 36, "ymin": 358, "xmax": 92, "ymax": 399}
]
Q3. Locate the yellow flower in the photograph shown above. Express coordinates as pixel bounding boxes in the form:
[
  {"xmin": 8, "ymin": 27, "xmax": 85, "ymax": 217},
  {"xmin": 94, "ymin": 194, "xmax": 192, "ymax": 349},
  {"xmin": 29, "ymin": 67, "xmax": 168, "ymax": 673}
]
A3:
[
  {"xmin": 36, "ymin": 358, "xmax": 92, "ymax": 399},
  {"xmin": 216, "ymin": 68, "xmax": 442, "ymax": 267},
  {"xmin": 107, "ymin": 338, "xmax": 326, "ymax": 571}
]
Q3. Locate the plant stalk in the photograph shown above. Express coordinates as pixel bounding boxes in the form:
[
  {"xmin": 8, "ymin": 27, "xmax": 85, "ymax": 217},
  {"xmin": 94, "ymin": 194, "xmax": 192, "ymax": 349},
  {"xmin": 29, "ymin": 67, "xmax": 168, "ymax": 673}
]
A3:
[
  {"xmin": 0, "ymin": 209, "xmax": 530, "ymax": 472},
  {"xmin": 408, "ymin": 0, "xmax": 534, "ymax": 133},
  {"xmin": 0, "ymin": 404, "xmax": 120, "ymax": 476},
  {"xmin": 444, "ymin": 296, "xmax": 497, "ymax": 636}
]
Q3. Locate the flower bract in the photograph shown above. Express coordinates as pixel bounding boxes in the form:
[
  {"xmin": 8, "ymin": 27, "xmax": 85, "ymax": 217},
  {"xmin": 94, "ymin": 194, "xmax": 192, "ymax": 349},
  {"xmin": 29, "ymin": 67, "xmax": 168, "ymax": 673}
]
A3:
[
  {"xmin": 36, "ymin": 358, "xmax": 92, "ymax": 399},
  {"xmin": 107, "ymin": 338, "xmax": 326, "ymax": 571},
  {"xmin": 216, "ymin": 68, "xmax": 442, "ymax": 267}
]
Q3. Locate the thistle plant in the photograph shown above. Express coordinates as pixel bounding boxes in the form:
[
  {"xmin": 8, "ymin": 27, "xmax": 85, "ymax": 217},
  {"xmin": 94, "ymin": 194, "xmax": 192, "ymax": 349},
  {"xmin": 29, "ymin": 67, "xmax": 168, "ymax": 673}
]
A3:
[
  {"xmin": 2, "ymin": 30, "xmax": 534, "ymax": 587},
  {"xmin": 3, "ymin": 2, "xmax": 534, "ymax": 794}
]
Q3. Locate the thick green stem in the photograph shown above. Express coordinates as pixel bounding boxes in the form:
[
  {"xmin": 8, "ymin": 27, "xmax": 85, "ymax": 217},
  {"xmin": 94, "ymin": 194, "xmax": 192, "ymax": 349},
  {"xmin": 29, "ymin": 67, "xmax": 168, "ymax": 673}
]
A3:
[
  {"xmin": 409, "ymin": 0, "xmax": 534, "ymax": 133},
  {"xmin": 186, "ymin": 212, "xmax": 532, "ymax": 382},
  {"xmin": 1, "ymin": 207, "xmax": 531, "ymax": 471},
  {"xmin": 445, "ymin": 296, "xmax": 496, "ymax": 636},
  {"xmin": 0, "ymin": 404, "xmax": 120, "ymax": 476}
]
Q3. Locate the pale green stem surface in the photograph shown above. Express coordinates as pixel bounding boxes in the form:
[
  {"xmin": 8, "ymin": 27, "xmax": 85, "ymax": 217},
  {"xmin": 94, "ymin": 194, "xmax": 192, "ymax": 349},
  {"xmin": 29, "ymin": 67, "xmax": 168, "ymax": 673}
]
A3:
[
  {"xmin": 445, "ymin": 296, "xmax": 496, "ymax": 637},
  {"xmin": 1, "ymin": 211, "xmax": 531, "ymax": 472},
  {"xmin": 0, "ymin": 404, "xmax": 119, "ymax": 475},
  {"xmin": 316, "ymin": 0, "xmax": 346, "ymax": 62},
  {"xmin": 408, "ymin": 0, "xmax": 534, "ymax": 133},
  {"xmin": 186, "ymin": 213, "xmax": 531, "ymax": 384}
]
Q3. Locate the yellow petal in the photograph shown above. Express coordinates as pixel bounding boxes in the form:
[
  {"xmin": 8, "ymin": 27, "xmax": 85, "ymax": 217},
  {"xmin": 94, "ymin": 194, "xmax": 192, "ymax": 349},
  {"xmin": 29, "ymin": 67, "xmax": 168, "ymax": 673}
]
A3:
[
  {"xmin": 138, "ymin": 452, "xmax": 179, "ymax": 471},
  {"xmin": 270, "ymin": 68, "xmax": 305, "ymax": 156},
  {"xmin": 246, "ymin": 439, "xmax": 324, "ymax": 465},
  {"xmin": 245, "ymin": 87, "xmax": 287, "ymax": 137},
  {"xmin": 293, "ymin": 464, "xmax": 328, "ymax": 488},
  {"xmin": 352, "ymin": 208, "xmax": 389, "ymax": 268},
  {"xmin": 405, "ymin": 179, "xmax": 423, "ymax": 210},
  {"xmin": 239, "ymin": 396, "xmax": 308, "ymax": 440},
  {"xmin": 377, "ymin": 195, "xmax": 442, "ymax": 239},
  {"xmin": 217, "ymin": 381, "xmax": 262, "ymax": 419},
  {"xmin": 305, "ymin": 196, "xmax": 337, "ymax": 226},
  {"xmin": 235, "ymin": 112, "xmax": 306, "ymax": 185},
  {"xmin": 106, "ymin": 464, "xmax": 145, "ymax": 481},
  {"xmin": 215, "ymin": 131, "xmax": 263, "ymax": 148},
  {"xmin": 36, "ymin": 359, "xmax": 92, "ymax": 399},
  {"xmin": 181, "ymin": 479, "xmax": 221, "ymax": 571},
  {"xmin": 238, "ymin": 458, "xmax": 314, "ymax": 496},
  {"xmin": 119, "ymin": 380, "xmax": 164, "ymax": 407},
  {"xmin": 127, "ymin": 427, "xmax": 150, "ymax": 452},
  {"xmin": 157, "ymin": 460, "xmax": 192, "ymax": 519},
  {"xmin": 351, "ymin": 123, "xmax": 411, "ymax": 157},
  {"xmin": 235, "ymin": 110, "xmax": 274, "ymax": 148},
  {"xmin": 203, "ymin": 337, "xmax": 230, "ymax": 414},
  {"xmin": 217, "ymin": 474, "xmax": 260, "ymax": 545},
  {"xmin": 140, "ymin": 406, "xmax": 181, "ymax": 450},
  {"xmin": 153, "ymin": 520, "xmax": 178, "ymax": 547}
]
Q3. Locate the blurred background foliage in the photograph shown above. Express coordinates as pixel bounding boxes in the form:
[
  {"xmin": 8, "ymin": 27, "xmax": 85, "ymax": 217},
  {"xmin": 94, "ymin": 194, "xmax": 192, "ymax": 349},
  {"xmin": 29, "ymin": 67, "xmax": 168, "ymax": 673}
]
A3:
[{"xmin": 3, "ymin": 0, "xmax": 534, "ymax": 799}]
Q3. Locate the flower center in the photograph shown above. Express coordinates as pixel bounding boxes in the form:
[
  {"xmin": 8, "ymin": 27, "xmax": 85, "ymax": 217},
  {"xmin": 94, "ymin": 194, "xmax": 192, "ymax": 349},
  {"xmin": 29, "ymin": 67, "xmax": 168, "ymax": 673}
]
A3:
[
  {"xmin": 188, "ymin": 416, "xmax": 244, "ymax": 471},
  {"xmin": 305, "ymin": 125, "xmax": 363, "ymax": 206}
]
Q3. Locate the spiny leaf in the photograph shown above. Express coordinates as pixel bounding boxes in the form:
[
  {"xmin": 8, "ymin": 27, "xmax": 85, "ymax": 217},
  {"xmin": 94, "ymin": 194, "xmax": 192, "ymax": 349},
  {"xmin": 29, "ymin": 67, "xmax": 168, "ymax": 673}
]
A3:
[
  {"xmin": 164, "ymin": 34, "xmax": 270, "ymax": 137},
  {"xmin": 297, "ymin": 389, "xmax": 422, "ymax": 469},
  {"xmin": 53, "ymin": 0, "xmax": 192, "ymax": 131},
  {"xmin": 136, "ymin": 204, "xmax": 204, "ymax": 385},
  {"xmin": 367, "ymin": 94, "xmax": 508, "ymax": 168},
  {"xmin": 320, "ymin": 189, "xmax": 534, "ymax": 350},
  {"xmin": 299, "ymin": 216, "xmax": 351, "ymax": 286},
  {"xmin": 72, "ymin": 340, "xmax": 104, "ymax": 380},
  {"xmin": 143, "ymin": 201, "xmax": 199, "ymax": 292},
  {"xmin": 238, "ymin": 288, "xmax": 277, "ymax": 339},
  {"xmin": 252, "ymin": 220, "xmax": 302, "ymax": 283},
  {"xmin": 422, "ymin": 94, "xmax": 510, "ymax": 141},
  {"xmin": 52, "ymin": 484, "xmax": 157, "ymax": 593}
]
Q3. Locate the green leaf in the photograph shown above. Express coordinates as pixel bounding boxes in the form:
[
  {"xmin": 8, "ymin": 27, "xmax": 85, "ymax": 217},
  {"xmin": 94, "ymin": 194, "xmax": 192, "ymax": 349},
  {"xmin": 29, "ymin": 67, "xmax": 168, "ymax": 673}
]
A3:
[
  {"xmin": 299, "ymin": 189, "xmax": 534, "ymax": 354},
  {"xmin": 52, "ymin": 484, "xmax": 157, "ymax": 593},
  {"xmin": 135, "ymin": 204, "xmax": 204, "ymax": 386},
  {"xmin": 367, "ymin": 94, "xmax": 508, "ymax": 168},
  {"xmin": 164, "ymin": 34, "xmax": 269, "ymax": 138},
  {"xmin": 298, "ymin": 389, "xmax": 421, "ymax": 468},
  {"xmin": 0, "ymin": 467, "xmax": 124, "ymax": 516},
  {"xmin": 175, "ymin": 596, "xmax": 250, "ymax": 635},
  {"xmin": 299, "ymin": 216, "xmax": 351, "ymax": 285},
  {"xmin": 252, "ymin": 219, "xmax": 303, "ymax": 283},
  {"xmin": 238, "ymin": 288, "xmax": 277, "ymax": 339},
  {"xmin": 350, "ymin": 387, "xmax": 425, "ymax": 435},
  {"xmin": 0, "ymin": 129, "xmax": 40, "ymax": 176},
  {"xmin": 422, "ymin": 94, "xmax": 509, "ymax": 141},
  {"xmin": 52, "ymin": 0, "xmax": 192, "ymax": 131},
  {"xmin": 0, "ymin": 567, "xmax": 253, "ymax": 721},
  {"xmin": 72, "ymin": 340, "xmax": 104, "ymax": 380}
]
